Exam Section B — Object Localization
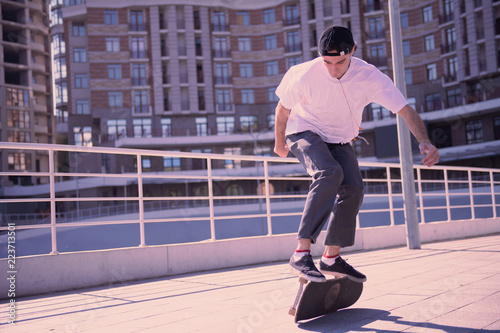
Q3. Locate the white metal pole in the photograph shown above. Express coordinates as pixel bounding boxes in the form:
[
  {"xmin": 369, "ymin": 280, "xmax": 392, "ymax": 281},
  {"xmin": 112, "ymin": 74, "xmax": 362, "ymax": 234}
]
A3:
[{"xmin": 388, "ymin": 0, "xmax": 421, "ymax": 249}]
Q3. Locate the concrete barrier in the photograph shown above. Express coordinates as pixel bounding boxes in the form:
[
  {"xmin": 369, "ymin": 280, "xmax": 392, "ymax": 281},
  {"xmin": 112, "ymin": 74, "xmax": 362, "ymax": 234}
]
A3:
[{"xmin": 1, "ymin": 218, "xmax": 499, "ymax": 298}]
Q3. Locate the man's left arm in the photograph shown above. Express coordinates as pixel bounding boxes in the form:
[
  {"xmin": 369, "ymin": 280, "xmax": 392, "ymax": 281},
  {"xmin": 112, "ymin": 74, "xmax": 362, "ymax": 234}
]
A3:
[{"xmin": 397, "ymin": 105, "xmax": 440, "ymax": 167}]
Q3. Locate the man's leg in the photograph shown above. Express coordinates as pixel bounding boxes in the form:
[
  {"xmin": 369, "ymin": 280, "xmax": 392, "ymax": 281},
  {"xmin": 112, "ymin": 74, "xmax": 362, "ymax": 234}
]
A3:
[
  {"xmin": 286, "ymin": 131, "xmax": 344, "ymax": 282},
  {"xmin": 319, "ymin": 143, "xmax": 366, "ymax": 282}
]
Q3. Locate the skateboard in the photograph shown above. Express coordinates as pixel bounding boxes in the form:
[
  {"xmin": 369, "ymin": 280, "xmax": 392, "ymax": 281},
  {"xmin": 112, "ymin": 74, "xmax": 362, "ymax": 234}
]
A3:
[{"xmin": 289, "ymin": 276, "xmax": 363, "ymax": 322}]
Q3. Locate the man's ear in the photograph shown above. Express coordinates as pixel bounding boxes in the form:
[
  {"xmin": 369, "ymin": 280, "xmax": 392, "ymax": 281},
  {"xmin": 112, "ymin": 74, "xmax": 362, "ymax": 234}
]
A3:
[{"xmin": 352, "ymin": 44, "xmax": 357, "ymax": 54}]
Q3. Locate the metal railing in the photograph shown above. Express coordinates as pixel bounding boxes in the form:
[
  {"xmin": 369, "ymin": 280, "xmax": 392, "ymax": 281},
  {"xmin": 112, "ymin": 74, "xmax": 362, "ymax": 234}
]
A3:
[{"xmin": 0, "ymin": 142, "xmax": 499, "ymax": 255}]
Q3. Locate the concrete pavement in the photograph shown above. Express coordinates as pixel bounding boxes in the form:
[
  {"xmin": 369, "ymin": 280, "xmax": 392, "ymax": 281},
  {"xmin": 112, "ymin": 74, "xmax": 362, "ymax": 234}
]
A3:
[{"xmin": 2, "ymin": 234, "xmax": 500, "ymax": 332}]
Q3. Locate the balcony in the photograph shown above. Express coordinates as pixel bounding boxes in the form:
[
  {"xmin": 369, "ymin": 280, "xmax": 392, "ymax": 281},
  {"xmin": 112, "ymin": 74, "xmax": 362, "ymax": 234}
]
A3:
[{"xmin": 441, "ymin": 42, "xmax": 457, "ymax": 54}]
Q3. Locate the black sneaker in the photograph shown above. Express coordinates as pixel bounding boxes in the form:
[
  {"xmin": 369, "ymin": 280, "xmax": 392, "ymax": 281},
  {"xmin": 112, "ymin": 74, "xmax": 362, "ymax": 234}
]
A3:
[
  {"xmin": 289, "ymin": 254, "xmax": 326, "ymax": 283},
  {"xmin": 319, "ymin": 256, "xmax": 367, "ymax": 283}
]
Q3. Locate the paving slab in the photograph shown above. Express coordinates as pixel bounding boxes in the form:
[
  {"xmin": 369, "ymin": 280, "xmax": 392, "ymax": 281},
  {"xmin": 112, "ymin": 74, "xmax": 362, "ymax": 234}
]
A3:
[{"xmin": 1, "ymin": 234, "xmax": 500, "ymax": 332}]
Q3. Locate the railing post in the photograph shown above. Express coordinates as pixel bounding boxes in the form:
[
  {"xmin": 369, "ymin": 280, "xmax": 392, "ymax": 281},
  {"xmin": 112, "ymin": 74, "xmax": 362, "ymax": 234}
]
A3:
[
  {"xmin": 444, "ymin": 168, "xmax": 451, "ymax": 221},
  {"xmin": 468, "ymin": 170, "xmax": 475, "ymax": 220},
  {"xmin": 387, "ymin": 166, "xmax": 395, "ymax": 226},
  {"xmin": 417, "ymin": 167, "xmax": 425, "ymax": 223},
  {"xmin": 263, "ymin": 160, "xmax": 273, "ymax": 236},
  {"xmin": 491, "ymin": 171, "xmax": 497, "ymax": 218},
  {"xmin": 137, "ymin": 153, "xmax": 146, "ymax": 247},
  {"xmin": 207, "ymin": 157, "xmax": 216, "ymax": 240},
  {"xmin": 49, "ymin": 148, "xmax": 58, "ymax": 254}
]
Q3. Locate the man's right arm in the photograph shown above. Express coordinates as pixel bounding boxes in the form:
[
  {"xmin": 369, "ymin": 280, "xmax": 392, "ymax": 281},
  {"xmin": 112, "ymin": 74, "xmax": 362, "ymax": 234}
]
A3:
[{"xmin": 273, "ymin": 102, "xmax": 291, "ymax": 158}]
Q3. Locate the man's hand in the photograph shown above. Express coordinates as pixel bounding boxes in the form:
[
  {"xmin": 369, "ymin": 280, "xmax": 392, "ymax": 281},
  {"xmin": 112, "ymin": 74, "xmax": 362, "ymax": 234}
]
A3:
[
  {"xmin": 274, "ymin": 144, "xmax": 290, "ymax": 158},
  {"xmin": 419, "ymin": 142, "xmax": 439, "ymax": 167}
]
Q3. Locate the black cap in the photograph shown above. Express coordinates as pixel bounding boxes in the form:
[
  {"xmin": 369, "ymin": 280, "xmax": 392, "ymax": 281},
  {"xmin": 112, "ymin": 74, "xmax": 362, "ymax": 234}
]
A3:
[{"xmin": 318, "ymin": 26, "xmax": 355, "ymax": 56}]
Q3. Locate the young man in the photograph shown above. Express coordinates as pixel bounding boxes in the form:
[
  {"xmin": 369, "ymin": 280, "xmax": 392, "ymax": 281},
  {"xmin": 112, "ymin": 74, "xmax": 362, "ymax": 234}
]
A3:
[{"xmin": 274, "ymin": 26, "xmax": 439, "ymax": 283}]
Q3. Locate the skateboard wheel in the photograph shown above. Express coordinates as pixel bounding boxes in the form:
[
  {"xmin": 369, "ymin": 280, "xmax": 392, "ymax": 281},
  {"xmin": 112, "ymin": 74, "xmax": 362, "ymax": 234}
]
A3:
[{"xmin": 288, "ymin": 308, "xmax": 296, "ymax": 316}]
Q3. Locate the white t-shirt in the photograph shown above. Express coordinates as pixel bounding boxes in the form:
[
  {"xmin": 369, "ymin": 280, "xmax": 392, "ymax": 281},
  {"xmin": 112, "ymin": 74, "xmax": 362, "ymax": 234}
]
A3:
[{"xmin": 276, "ymin": 57, "xmax": 408, "ymax": 144}]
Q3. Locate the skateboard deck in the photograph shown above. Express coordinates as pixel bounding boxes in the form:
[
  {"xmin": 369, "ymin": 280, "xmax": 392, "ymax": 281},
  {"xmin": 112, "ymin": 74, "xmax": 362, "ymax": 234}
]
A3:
[{"xmin": 289, "ymin": 276, "xmax": 363, "ymax": 322}]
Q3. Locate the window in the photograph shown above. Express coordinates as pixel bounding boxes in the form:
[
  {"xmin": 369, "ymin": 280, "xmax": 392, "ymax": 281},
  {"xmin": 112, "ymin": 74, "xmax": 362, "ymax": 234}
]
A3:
[
  {"xmin": 108, "ymin": 64, "xmax": 122, "ymax": 80},
  {"xmin": 105, "ymin": 10, "xmax": 118, "ymax": 25},
  {"xmin": 370, "ymin": 45, "xmax": 385, "ymax": 66},
  {"xmin": 132, "ymin": 64, "xmax": 147, "ymax": 85},
  {"xmin": 370, "ymin": 103, "xmax": 391, "ymax": 120},
  {"xmin": 54, "ymin": 57, "xmax": 67, "ymax": 79},
  {"xmin": 240, "ymin": 63, "xmax": 253, "ymax": 78},
  {"xmin": 106, "ymin": 37, "xmax": 120, "ymax": 52},
  {"xmin": 212, "ymin": 11, "xmax": 227, "ymax": 31},
  {"xmin": 444, "ymin": 27, "xmax": 456, "ymax": 53},
  {"xmin": 366, "ymin": 0, "xmax": 381, "ymax": 12},
  {"xmin": 423, "ymin": 5, "xmax": 433, "ymax": 23},
  {"xmin": 446, "ymin": 87, "xmax": 461, "ymax": 107},
  {"xmin": 263, "ymin": 9, "xmax": 275, "ymax": 24},
  {"xmin": 6, "ymin": 88, "xmax": 30, "ymax": 107},
  {"xmin": 108, "ymin": 91, "xmax": 122, "ymax": 107},
  {"xmin": 265, "ymin": 35, "xmax": 277, "ymax": 50},
  {"xmin": 240, "ymin": 116, "xmax": 257, "ymax": 133},
  {"xmin": 8, "ymin": 153, "xmax": 31, "ymax": 171},
  {"xmin": 74, "ymin": 48, "xmax": 87, "ymax": 62},
  {"xmin": 55, "ymin": 82, "xmax": 68, "ymax": 104},
  {"xmin": 241, "ymin": 89, "xmax": 255, "ymax": 104},
  {"xmin": 51, "ymin": 8, "xmax": 62, "ymax": 26},
  {"xmin": 134, "ymin": 91, "xmax": 149, "ymax": 113},
  {"xmin": 216, "ymin": 89, "xmax": 231, "ymax": 111},
  {"xmin": 7, "ymin": 110, "xmax": 30, "ymax": 128},
  {"xmin": 73, "ymin": 22, "xmax": 85, "ymax": 36},
  {"xmin": 405, "ymin": 68, "xmax": 412, "ymax": 85},
  {"xmin": 401, "ymin": 12, "xmax": 408, "ymax": 28},
  {"xmin": 287, "ymin": 56, "xmax": 302, "ymax": 68},
  {"xmin": 267, "ymin": 114, "xmax": 275, "ymax": 128},
  {"xmin": 214, "ymin": 37, "xmax": 229, "ymax": 57},
  {"xmin": 403, "ymin": 40, "xmax": 410, "ymax": 56},
  {"xmin": 195, "ymin": 117, "xmax": 208, "ymax": 136},
  {"xmin": 368, "ymin": 17, "xmax": 383, "ymax": 39},
  {"xmin": 465, "ymin": 120, "xmax": 483, "ymax": 144},
  {"xmin": 164, "ymin": 155, "xmax": 181, "ymax": 171},
  {"xmin": 285, "ymin": 5, "xmax": 299, "ymax": 25},
  {"xmin": 75, "ymin": 74, "xmax": 88, "ymax": 88},
  {"xmin": 133, "ymin": 118, "xmax": 152, "ymax": 138},
  {"xmin": 224, "ymin": 148, "xmax": 241, "ymax": 169},
  {"xmin": 131, "ymin": 37, "xmax": 146, "ymax": 58},
  {"xmin": 494, "ymin": 116, "xmax": 500, "ymax": 140},
  {"xmin": 64, "ymin": 0, "xmax": 85, "ymax": 5},
  {"xmin": 238, "ymin": 37, "xmax": 251, "ymax": 51},
  {"xmin": 130, "ymin": 10, "xmax": 144, "ymax": 31},
  {"xmin": 286, "ymin": 31, "xmax": 300, "ymax": 52},
  {"xmin": 74, "ymin": 126, "xmax": 92, "ymax": 146},
  {"xmin": 446, "ymin": 57, "xmax": 458, "ymax": 81},
  {"xmin": 424, "ymin": 34, "xmax": 435, "ymax": 51},
  {"xmin": 52, "ymin": 34, "xmax": 66, "ymax": 55},
  {"xmin": 8, "ymin": 131, "xmax": 30, "ymax": 143},
  {"xmin": 215, "ymin": 63, "xmax": 230, "ymax": 84},
  {"xmin": 76, "ymin": 100, "xmax": 90, "ymax": 114},
  {"xmin": 444, "ymin": 0, "xmax": 454, "ymax": 19},
  {"xmin": 237, "ymin": 11, "xmax": 250, "ymax": 25},
  {"xmin": 268, "ymin": 87, "xmax": 279, "ymax": 102},
  {"xmin": 107, "ymin": 119, "xmax": 126, "ymax": 139},
  {"xmin": 141, "ymin": 158, "xmax": 151, "ymax": 171},
  {"xmin": 161, "ymin": 118, "xmax": 172, "ymax": 137},
  {"xmin": 216, "ymin": 116, "xmax": 235, "ymax": 135},
  {"xmin": 407, "ymin": 97, "xmax": 416, "ymax": 110},
  {"xmin": 426, "ymin": 63, "xmax": 437, "ymax": 80},
  {"xmin": 266, "ymin": 60, "xmax": 279, "ymax": 76},
  {"xmin": 425, "ymin": 93, "xmax": 441, "ymax": 111}
]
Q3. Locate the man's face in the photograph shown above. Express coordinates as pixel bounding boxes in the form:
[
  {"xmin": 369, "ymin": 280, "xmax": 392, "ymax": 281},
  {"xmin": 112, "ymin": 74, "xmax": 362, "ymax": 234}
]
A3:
[{"xmin": 321, "ymin": 50, "xmax": 353, "ymax": 79}]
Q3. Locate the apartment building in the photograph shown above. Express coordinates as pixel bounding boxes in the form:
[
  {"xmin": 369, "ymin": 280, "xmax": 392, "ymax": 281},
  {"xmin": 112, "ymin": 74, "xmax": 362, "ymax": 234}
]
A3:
[
  {"xmin": 50, "ymin": 0, "xmax": 500, "ymax": 174},
  {"xmin": 0, "ymin": 0, "xmax": 53, "ymax": 185}
]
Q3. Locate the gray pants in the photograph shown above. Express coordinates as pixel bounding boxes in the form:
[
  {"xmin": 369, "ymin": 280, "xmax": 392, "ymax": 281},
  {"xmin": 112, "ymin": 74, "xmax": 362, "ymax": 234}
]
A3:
[{"xmin": 286, "ymin": 131, "xmax": 364, "ymax": 247}]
